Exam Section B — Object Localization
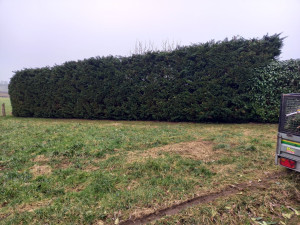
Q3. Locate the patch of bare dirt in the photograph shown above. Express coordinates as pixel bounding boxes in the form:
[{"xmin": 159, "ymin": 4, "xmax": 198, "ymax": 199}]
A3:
[
  {"xmin": 92, "ymin": 158, "xmax": 101, "ymax": 164},
  {"xmin": 83, "ymin": 164, "xmax": 99, "ymax": 172},
  {"xmin": 129, "ymin": 207, "xmax": 156, "ymax": 220},
  {"xmin": 30, "ymin": 164, "xmax": 52, "ymax": 177},
  {"xmin": 0, "ymin": 160, "xmax": 8, "ymax": 172},
  {"xmin": 0, "ymin": 199, "xmax": 52, "ymax": 220},
  {"xmin": 0, "ymin": 165, "xmax": 6, "ymax": 171},
  {"xmin": 128, "ymin": 139, "xmax": 223, "ymax": 163},
  {"xmin": 32, "ymin": 155, "xmax": 50, "ymax": 163},
  {"xmin": 119, "ymin": 171, "xmax": 285, "ymax": 225},
  {"xmin": 55, "ymin": 160, "xmax": 72, "ymax": 169},
  {"xmin": 126, "ymin": 180, "xmax": 139, "ymax": 191},
  {"xmin": 210, "ymin": 164, "xmax": 236, "ymax": 174},
  {"xmin": 243, "ymin": 129, "xmax": 252, "ymax": 136},
  {"xmin": 65, "ymin": 183, "xmax": 87, "ymax": 193},
  {"xmin": 111, "ymin": 122, "xmax": 122, "ymax": 126},
  {"xmin": 100, "ymin": 122, "xmax": 123, "ymax": 127},
  {"xmin": 18, "ymin": 199, "xmax": 52, "ymax": 213}
]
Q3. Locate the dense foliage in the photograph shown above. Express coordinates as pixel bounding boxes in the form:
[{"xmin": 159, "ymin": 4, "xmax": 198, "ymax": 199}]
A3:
[
  {"xmin": 9, "ymin": 34, "xmax": 284, "ymax": 122},
  {"xmin": 250, "ymin": 59, "xmax": 300, "ymax": 122}
]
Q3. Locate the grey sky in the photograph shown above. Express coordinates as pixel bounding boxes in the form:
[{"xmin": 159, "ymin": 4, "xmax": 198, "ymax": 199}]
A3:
[{"xmin": 0, "ymin": 0, "xmax": 299, "ymax": 82}]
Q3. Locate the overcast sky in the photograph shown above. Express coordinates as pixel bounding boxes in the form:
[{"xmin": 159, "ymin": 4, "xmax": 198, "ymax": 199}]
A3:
[{"xmin": 0, "ymin": 0, "xmax": 299, "ymax": 82}]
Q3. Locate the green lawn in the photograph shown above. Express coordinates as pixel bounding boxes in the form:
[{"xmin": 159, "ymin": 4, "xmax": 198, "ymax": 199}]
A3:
[{"xmin": 0, "ymin": 99, "xmax": 299, "ymax": 224}]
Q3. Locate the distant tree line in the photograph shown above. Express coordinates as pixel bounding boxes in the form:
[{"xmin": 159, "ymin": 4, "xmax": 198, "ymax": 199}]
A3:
[
  {"xmin": 0, "ymin": 81, "xmax": 8, "ymax": 93},
  {"xmin": 0, "ymin": 81, "xmax": 9, "ymax": 85},
  {"xmin": 10, "ymin": 34, "xmax": 297, "ymax": 123}
]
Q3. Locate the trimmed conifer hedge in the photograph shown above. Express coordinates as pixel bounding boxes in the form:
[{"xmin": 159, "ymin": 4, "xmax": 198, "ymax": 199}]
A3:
[{"xmin": 9, "ymin": 34, "xmax": 284, "ymax": 122}]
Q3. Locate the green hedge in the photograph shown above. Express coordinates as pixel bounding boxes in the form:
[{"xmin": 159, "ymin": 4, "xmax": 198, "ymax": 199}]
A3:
[
  {"xmin": 250, "ymin": 59, "xmax": 300, "ymax": 122},
  {"xmin": 9, "ymin": 34, "xmax": 283, "ymax": 122}
]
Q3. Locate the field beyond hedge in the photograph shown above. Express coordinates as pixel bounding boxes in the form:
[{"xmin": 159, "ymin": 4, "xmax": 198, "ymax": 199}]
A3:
[{"xmin": 0, "ymin": 98, "xmax": 300, "ymax": 224}]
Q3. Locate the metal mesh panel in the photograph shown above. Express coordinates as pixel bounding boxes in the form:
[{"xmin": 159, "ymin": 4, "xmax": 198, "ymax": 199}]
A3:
[{"xmin": 279, "ymin": 95, "xmax": 300, "ymax": 136}]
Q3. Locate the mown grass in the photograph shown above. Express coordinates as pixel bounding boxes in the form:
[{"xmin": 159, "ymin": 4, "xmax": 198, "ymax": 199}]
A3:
[{"xmin": 0, "ymin": 100, "xmax": 299, "ymax": 224}]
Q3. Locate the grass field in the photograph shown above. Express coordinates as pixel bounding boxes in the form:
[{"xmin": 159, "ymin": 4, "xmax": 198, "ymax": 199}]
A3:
[
  {"xmin": 0, "ymin": 97, "xmax": 11, "ymax": 115},
  {"xmin": 0, "ymin": 98, "xmax": 299, "ymax": 224}
]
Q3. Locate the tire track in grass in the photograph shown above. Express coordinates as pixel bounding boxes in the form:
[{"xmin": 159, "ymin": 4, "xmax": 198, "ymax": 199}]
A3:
[{"xmin": 119, "ymin": 171, "xmax": 284, "ymax": 225}]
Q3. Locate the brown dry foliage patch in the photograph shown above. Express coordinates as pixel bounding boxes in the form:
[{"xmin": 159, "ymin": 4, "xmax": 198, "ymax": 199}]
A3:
[
  {"xmin": 128, "ymin": 139, "xmax": 224, "ymax": 163},
  {"xmin": 30, "ymin": 164, "xmax": 52, "ymax": 177}
]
